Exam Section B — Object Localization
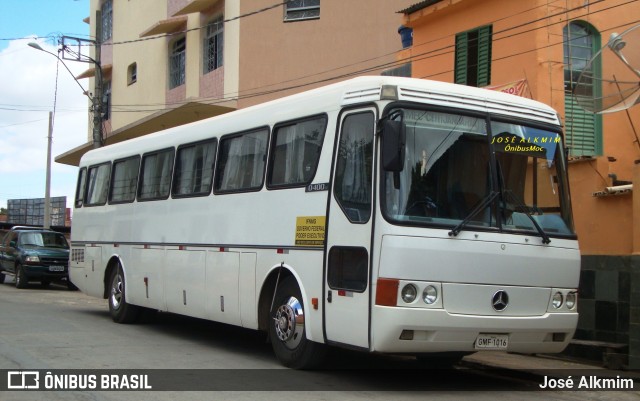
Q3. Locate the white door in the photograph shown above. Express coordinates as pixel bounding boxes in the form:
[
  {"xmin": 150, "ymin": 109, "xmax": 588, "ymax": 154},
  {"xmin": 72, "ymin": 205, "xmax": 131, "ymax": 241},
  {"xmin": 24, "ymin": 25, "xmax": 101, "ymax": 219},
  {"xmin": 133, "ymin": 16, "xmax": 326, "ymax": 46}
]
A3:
[{"xmin": 324, "ymin": 108, "xmax": 376, "ymax": 349}]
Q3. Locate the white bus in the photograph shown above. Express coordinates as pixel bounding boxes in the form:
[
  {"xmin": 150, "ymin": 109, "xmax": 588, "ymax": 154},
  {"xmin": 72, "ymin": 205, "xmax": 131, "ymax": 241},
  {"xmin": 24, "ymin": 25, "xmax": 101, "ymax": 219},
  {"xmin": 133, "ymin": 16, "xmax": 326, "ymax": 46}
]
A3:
[{"xmin": 70, "ymin": 76, "xmax": 579, "ymax": 368}]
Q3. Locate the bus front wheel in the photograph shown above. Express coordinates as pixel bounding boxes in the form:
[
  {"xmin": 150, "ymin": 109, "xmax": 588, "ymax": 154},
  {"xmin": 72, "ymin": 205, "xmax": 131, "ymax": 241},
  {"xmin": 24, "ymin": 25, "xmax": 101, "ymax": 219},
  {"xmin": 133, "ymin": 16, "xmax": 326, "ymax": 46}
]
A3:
[
  {"xmin": 269, "ymin": 277, "xmax": 326, "ymax": 369},
  {"xmin": 108, "ymin": 264, "xmax": 140, "ymax": 323}
]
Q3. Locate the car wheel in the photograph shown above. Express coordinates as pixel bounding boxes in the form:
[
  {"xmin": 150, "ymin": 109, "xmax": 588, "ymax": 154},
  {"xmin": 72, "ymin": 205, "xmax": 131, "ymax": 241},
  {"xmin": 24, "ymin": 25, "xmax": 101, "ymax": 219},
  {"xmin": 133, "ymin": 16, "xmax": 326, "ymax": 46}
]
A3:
[
  {"xmin": 108, "ymin": 264, "xmax": 140, "ymax": 323},
  {"xmin": 15, "ymin": 264, "xmax": 28, "ymax": 289},
  {"xmin": 0, "ymin": 272, "xmax": 5, "ymax": 284},
  {"xmin": 268, "ymin": 276, "xmax": 326, "ymax": 369}
]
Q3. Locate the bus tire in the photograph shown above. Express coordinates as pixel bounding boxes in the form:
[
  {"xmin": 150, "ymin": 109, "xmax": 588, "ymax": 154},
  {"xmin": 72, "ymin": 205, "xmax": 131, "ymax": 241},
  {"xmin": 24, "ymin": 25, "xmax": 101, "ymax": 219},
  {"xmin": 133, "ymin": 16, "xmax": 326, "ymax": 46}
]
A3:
[
  {"xmin": 269, "ymin": 276, "xmax": 326, "ymax": 369},
  {"xmin": 108, "ymin": 264, "xmax": 140, "ymax": 324}
]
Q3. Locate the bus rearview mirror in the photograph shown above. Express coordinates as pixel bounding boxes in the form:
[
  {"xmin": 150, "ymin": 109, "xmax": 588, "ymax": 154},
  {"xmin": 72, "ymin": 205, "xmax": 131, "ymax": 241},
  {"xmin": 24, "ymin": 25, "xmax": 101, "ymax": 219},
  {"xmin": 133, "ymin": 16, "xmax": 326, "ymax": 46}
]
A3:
[{"xmin": 381, "ymin": 120, "xmax": 406, "ymax": 172}]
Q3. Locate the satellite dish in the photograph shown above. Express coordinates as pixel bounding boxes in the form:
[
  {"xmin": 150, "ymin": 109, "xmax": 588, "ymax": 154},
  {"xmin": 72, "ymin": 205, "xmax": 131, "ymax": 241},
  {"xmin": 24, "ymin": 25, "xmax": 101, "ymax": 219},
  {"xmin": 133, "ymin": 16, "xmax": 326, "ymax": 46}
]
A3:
[{"xmin": 572, "ymin": 24, "xmax": 640, "ymax": 114}]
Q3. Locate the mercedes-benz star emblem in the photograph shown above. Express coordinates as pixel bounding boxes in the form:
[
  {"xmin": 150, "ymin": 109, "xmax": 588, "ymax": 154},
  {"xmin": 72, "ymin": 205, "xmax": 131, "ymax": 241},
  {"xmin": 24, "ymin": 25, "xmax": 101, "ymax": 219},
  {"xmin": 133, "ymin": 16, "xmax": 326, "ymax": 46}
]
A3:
[{"xmin": 492, "ymin": 290, "xmax": 509, "ymax": 312}]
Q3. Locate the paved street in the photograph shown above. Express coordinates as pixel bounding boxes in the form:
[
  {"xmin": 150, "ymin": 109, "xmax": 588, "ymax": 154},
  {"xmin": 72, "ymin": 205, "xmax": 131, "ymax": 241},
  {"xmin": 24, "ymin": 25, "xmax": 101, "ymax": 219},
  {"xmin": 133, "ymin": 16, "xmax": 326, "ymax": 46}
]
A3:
[{"xmin": 0, "ymin": 279, "xmax": 638, "ymax": 400}]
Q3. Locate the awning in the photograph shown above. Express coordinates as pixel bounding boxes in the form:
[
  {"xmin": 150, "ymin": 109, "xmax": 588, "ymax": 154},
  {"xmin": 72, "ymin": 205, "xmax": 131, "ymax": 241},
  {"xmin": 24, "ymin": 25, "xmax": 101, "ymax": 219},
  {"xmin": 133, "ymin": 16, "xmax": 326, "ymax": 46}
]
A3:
[
  {"xmin": 55, "ymin": 100, "xmax": 236, "ymax": 166},
  {"xmin": 139, "ymin": 16, "xmax": 187, "ymax": 38},
  {"xmin": 172, "ymin": 0, "xmax": 219, "ymax": 16},
  {"xmin": 76, "ymin": 64, "xmax": 112, "ymax": 80}
]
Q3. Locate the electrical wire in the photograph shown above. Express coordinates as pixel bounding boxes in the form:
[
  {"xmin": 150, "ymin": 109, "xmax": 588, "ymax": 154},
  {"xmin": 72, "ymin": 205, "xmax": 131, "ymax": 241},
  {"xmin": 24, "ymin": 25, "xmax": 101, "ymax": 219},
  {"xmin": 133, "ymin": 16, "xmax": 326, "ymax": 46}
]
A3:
[
  {"xmin": 2, "ymin": 0, "xmax": 638, "ymax": 115},
  {"xmin": 104, "ymin": 0, "xmax": 640, "ymax": 113}
]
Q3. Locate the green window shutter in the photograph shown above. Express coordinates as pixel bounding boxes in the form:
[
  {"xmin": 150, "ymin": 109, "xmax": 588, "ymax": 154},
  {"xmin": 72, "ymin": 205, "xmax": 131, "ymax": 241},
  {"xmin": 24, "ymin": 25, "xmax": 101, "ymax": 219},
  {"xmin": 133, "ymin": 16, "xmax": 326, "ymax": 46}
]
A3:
[
  {"xmin": 565, "ymin": 95, "xmax": 596, "ymax": 156},
  {"xmin": 563, "ymin": 21, "xmax": 603, "ymax": 157},
  {"xmin": 454, "ymin": 32, "xmax": 468, "ymax": 85},
  {"xmin": 476, "ymin": 25, "xmax": 492, "ymax": 87},
  {"xmin": 455, "ymin": 26, "xmax": 492, "ymax": 86}
]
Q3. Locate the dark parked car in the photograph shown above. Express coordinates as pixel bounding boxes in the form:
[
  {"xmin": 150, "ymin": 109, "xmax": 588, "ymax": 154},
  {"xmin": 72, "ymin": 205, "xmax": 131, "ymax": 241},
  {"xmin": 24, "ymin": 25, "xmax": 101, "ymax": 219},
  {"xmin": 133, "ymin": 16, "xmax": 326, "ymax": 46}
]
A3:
[{"xmin": 0, "ymin": 228, "xmax": 71, "ymax": 289}]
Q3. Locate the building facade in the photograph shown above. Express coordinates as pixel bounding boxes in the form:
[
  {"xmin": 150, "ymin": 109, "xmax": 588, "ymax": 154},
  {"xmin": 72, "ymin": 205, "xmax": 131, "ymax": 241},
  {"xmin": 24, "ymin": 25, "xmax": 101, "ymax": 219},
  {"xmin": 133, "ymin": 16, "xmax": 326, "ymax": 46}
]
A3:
[
  {"xmin": 400, "ymin": 0, "xmax": 640, "ymax": 368},
  {"xmin": 56, "ymin": 0, "xmax": 414, "ymax": 165}
]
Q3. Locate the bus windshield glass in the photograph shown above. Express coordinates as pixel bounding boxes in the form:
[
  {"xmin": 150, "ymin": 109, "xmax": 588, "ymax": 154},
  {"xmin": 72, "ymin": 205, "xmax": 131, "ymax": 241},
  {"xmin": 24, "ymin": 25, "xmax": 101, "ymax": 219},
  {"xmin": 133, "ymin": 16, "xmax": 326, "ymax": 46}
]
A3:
[{"xmin": 382, "ymin": 108, "xmax": 574, "ymax": 237}]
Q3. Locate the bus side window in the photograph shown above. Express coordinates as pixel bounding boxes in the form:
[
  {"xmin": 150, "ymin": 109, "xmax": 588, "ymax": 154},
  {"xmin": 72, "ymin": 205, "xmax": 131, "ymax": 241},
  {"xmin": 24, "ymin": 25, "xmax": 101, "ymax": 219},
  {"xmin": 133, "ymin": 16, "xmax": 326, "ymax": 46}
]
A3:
[
  {"xmin": 333, "ymin": 112, "xmax": 374, "ymax": 223},
  {"xmin": 268, "ymin": 115, "xmax": 327, "ymax": 188},
  {"xmin": 85, "ymin": 163, "xmax": 111, "ymax": 206},
  {"xmin": 328, "ymin": 246, "xmax": 368, "ymax": 292},
  {"xmin": 173, "ymin": 139, "xmax": 217, "ymax": 197},
  {"xmin": 138, "ymin": 148, "xmax": 175, "ymax": 201},
  {"xmin": 75, "ymin": 167, "xmax": 87, "ymax": 208},
  {"xmin": 215, "ymin": 129, "xmax": 268, "ymax": 193},
  {"xmin": 110, "ymin": 156, "xmax": 140, "ymax": 204}
]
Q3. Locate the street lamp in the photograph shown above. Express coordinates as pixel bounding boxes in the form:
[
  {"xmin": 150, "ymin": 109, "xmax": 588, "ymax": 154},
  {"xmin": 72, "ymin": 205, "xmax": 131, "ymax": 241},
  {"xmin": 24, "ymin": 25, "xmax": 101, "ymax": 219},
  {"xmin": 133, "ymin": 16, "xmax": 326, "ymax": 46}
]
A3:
[
  {"xmin": 28, "ymin": 41, "xmax": 103, "ymax": 228},
  {"xmin": 27, "ymin": 43, "xmax": 62, "ymax": 229},
  {"xmin": 28, "ymin": 41, "xmax": 104, "ymax": 148},
  {"xmin": 28, "ymin": 42, "xmax": 89, "ymax": 95}
]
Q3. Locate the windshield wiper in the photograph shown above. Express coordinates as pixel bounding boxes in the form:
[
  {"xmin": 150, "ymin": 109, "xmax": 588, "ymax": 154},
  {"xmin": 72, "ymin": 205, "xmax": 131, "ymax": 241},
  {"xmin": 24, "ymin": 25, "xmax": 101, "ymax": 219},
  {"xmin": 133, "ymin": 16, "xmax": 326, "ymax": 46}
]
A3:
[
  {"xmin": 448, "ymin": 191, "xmax": 500, "ymax": 238},
  {"xmin": 502, "ymin": 190, "xmax": 551, "ymax": 244}
]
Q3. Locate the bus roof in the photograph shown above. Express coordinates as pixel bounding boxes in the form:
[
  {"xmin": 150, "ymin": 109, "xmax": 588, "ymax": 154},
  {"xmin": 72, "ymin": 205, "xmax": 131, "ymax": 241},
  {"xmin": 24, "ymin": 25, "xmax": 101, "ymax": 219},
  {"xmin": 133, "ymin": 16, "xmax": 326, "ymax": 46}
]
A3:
[{"xmin": 79, "ymin": 76, "xmax": 559, "ymax": 166}]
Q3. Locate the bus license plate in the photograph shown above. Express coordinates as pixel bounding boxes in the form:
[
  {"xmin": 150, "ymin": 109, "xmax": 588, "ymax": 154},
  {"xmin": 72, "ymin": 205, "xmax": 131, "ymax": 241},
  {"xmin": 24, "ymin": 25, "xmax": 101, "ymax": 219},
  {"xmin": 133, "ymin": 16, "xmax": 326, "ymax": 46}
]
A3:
[
  {"xmin": 49, "ymin": 266, "xmax": 65, "ymax": 272},
  {"xmin": 475, "ymin": 334, "xmax": 508, "ymax": 350}
]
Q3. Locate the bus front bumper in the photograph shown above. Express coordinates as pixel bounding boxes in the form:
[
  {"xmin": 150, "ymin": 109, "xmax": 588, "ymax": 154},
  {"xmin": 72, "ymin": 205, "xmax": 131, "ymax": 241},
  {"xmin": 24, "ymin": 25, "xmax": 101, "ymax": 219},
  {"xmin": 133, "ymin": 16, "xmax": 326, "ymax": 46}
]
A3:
[{"xmin": 371, "ymin": 306, "xmax": 578, "ymax": 354}]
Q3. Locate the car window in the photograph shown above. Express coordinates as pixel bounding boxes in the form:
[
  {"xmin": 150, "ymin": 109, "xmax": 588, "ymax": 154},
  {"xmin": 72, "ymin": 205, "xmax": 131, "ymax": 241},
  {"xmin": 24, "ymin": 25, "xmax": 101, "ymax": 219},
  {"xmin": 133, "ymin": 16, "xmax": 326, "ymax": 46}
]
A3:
[{"xmin": 19, "ymin": 232, "xmax": 69, "ymax": 249}]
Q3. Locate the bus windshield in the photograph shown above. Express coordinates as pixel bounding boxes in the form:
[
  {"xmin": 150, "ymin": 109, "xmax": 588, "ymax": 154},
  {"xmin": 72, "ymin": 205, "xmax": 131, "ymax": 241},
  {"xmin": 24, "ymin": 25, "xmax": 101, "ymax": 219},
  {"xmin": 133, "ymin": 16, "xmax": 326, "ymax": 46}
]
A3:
[{"xmin": 382, "ymin": 108, "xmax": 574, "ymax": 237}]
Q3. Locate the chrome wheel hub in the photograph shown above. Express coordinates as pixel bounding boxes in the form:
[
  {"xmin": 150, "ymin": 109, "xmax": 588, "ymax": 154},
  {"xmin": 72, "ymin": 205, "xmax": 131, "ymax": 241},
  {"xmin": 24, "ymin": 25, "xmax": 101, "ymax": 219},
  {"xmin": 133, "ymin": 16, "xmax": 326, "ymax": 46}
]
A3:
[
  {"xmin": 274, "ymin": 296, "xmax": 304, "ymax": 350},
  {"xmin": 110, "ymin": 272, "xmax": 123, "ymax": 310}
]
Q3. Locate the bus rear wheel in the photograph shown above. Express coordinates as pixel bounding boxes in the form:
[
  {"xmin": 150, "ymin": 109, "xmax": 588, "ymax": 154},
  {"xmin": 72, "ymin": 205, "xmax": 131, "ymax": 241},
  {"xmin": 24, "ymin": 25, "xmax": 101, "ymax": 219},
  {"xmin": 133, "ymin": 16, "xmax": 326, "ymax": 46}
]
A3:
[
  {"xmin": 108, "ymin": 264, "xmax": 140, "ymax": 323},
  {"xmin": 269, "ymin": 277, "xmax": 326, "ymax": 369}
]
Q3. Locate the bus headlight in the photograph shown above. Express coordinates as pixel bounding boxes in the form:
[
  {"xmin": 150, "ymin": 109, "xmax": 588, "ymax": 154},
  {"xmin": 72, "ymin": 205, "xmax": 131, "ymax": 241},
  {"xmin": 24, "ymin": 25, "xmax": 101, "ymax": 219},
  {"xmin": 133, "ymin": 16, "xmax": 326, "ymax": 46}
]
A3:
[
  {"xmin": 423, "ymin": 285, "xmax": 438, "ymax": 304},
  {"xmin": 401, "ymin": 284, "xmax": 418, "ymax": 303},
  {"xmin": 552, "ymin": 292, "xmax": 563, "ymax": 309},
  {"xmin": 566, "ymin": 292, "xmax": 577, "ymax": 310}
]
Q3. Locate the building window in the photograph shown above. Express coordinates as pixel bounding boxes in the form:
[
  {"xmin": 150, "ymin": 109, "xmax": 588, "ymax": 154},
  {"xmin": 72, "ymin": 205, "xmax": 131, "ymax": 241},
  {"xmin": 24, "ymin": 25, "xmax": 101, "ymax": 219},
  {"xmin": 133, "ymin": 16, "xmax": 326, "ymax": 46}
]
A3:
[
  {"xmin": 203, "ymin": 16, "xmax": 223, "ymax": 73},
  {"xmin": 101, "ymin": 0, "xmax": 113, "ymax": 42},
  {"xmin": 169, "ymin": 37, "xmax": 186, "ymax": 89},
  {"xmin": 455, "ymin": 25, "xmax": 492, "ymax": 87},
  {"xmin": 128, "ymin": 62, "xmax": 137, "ymax": 85},
  {"xmin": 563, "ymin": 21, "xmax": 602, "ymax": 157},
  {"xmin": 284, "ymin": 0, "xmax": 320, "ymax": 21}
]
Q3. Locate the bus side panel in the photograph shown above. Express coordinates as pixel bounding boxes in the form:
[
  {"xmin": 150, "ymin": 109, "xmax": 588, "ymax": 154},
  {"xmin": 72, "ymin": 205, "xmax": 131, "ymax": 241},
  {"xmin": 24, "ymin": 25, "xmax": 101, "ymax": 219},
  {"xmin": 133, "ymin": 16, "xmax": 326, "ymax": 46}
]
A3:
[
  {"xmin": 206, "ymin": 250, "xmax": 241, "ymax": 326},
  {"xmin": 240, "ymin": 252, "xmax": 258, "ymax": 329},
  {"xmin": 129, "ymin": 247, "xmax": 166, "ymax": 311},
  {"xmin": 84, "ymin": 245, "xmax": 104, "ymax": 299},
  {"xmin": 164, "ymin": 249, "xmax": 206, "ymax": 318}
]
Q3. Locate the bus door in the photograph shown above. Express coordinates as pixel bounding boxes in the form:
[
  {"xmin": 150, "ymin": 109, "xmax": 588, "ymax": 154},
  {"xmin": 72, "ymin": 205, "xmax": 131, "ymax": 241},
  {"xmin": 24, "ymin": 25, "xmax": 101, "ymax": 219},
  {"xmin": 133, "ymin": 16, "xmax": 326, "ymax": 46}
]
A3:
[{"xmin": 324, "ymin": 108, "xmax": 376, "ymax": 349}]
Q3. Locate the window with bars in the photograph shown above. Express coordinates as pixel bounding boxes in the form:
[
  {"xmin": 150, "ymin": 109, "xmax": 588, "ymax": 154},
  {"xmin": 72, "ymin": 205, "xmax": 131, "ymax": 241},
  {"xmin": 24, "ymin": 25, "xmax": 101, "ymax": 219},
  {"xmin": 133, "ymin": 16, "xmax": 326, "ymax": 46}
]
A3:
[
  {"xmin": 128, "ymin": 62, "xmax": 137, "ymax": 85},
  {"xmin": 454, "ymin": 25, "xmax": 492, "ymax": 87},
  {"xmin": 284, "ymin": 0, "xmax": 320, "ymax": 21},
  {"xmin": 169, "ymin": 37, "xmax": 186, "ymax": 89},
  {"xmin": 563, "ymin": 21, "xmax": 602, "ymax": 157},
  {"xmin": 101, "ymin": 0, "xmax": 113, "ymax": 42},
  {"xmin": 204, "ymin": 17, "xmax": 224, "ymax": 73}
]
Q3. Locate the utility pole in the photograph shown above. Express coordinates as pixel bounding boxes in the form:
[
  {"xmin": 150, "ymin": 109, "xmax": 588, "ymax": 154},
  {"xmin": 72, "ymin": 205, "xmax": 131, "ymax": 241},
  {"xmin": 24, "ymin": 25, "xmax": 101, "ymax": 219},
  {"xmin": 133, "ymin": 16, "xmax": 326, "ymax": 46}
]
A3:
[
  {"xmin": 60, "ymin": 33, "xmax": 104, "ymax": 149},
  {"xmin": 44, "ymin": 111, "xmax": 53, "ymax": 229},
  {"xmin": 93, "ymin": 9, "xmax": 103, "ymax": 149}
]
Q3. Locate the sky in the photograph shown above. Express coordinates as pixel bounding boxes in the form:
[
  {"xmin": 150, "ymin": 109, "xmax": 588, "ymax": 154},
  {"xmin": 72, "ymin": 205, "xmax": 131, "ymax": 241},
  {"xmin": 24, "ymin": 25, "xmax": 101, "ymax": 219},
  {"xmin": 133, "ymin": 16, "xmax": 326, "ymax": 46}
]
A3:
[{"xmin": 0, "ymin": 0, "xmax": 91, "ymax": 212}]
